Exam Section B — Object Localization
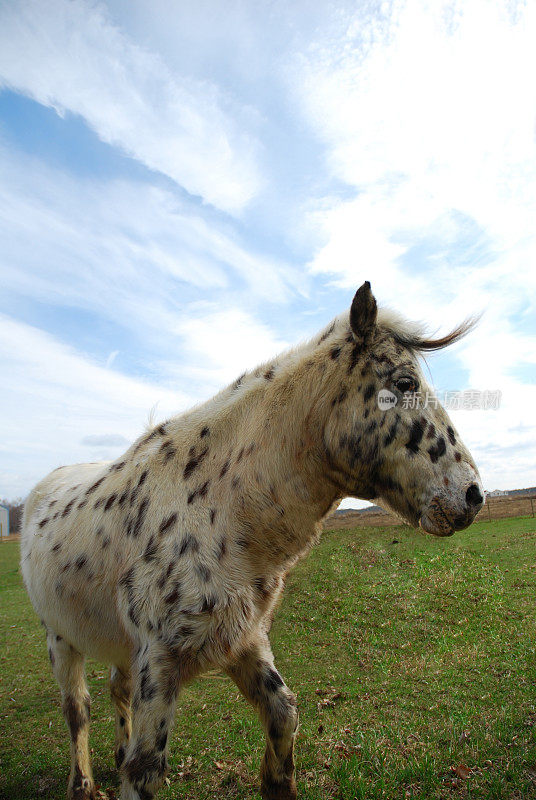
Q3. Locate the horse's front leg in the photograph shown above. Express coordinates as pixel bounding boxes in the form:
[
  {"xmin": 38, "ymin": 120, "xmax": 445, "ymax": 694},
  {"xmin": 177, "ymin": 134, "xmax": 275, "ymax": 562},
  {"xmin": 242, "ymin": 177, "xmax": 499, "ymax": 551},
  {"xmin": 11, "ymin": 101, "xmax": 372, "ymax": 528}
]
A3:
[
  {"xmin": 226, "ymin": 635, "xmax": 299, "ymax": 800},
  {"xmin": 120, "ymin": 641, "xmax": 190, "ymax": 800}
]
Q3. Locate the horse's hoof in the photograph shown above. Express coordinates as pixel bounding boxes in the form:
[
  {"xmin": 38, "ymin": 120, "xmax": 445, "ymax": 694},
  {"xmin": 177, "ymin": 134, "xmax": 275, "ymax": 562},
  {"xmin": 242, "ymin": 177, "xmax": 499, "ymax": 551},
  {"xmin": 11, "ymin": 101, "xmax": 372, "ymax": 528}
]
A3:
[{"xmin": 68, "ymin": 776, "xmax": 96, "ymax": 800}]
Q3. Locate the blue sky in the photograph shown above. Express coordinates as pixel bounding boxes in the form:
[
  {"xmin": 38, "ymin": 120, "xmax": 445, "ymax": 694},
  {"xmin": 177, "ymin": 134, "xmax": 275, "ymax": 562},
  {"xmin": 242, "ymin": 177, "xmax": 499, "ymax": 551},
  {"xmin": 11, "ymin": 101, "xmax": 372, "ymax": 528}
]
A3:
[{"xmin": 1, "ymin": 0, "xmax": 535, "ymax": 502}]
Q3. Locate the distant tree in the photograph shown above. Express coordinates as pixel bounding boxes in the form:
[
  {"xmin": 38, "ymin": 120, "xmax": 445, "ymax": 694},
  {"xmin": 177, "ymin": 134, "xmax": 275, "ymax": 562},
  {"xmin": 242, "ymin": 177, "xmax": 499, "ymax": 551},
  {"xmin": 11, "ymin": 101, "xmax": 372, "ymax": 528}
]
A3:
[{"xmin": 1, "ymin": 498, "xmax": 24, "ymax": 534}]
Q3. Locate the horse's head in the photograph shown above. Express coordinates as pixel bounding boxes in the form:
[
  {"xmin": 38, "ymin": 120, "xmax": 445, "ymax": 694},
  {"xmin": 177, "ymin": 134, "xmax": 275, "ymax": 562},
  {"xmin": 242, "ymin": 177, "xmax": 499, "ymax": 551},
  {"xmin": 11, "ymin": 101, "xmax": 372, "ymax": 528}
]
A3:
[{"xmin": 324, "ymin": 282, "xmax": 483, "ymax": 536}]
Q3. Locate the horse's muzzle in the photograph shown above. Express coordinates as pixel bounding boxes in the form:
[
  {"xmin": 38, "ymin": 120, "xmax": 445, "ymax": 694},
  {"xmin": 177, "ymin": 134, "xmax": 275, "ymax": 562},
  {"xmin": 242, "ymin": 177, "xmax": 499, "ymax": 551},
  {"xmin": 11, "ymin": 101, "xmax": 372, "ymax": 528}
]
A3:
[{"xmin": 419, "ymin": 486, "xmax": 483, "ymax": 537}]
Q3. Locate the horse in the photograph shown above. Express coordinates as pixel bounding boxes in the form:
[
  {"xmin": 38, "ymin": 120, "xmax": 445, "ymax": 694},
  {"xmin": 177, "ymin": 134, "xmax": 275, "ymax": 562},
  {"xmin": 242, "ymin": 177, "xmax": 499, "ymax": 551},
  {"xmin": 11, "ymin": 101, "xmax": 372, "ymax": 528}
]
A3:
[{"xmin": 21, "ymin": 282, "xmax": 483, "ymax": 800}]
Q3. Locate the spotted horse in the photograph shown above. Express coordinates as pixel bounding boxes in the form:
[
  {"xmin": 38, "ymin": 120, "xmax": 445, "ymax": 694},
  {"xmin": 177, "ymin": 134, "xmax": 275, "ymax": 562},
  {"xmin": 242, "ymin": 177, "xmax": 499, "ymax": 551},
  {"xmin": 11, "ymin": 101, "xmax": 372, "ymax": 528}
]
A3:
[{"xmin": 21, "ymin": 282, "xmax": 483, "ymax": 800}]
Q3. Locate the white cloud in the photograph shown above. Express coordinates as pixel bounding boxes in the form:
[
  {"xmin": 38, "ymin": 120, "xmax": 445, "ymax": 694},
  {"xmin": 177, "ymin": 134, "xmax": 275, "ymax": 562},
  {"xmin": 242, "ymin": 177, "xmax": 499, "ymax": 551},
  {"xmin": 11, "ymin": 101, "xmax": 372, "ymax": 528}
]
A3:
[
  {"xmin": 0, "ymin": 144, "xmax": 297, "ymax": 347},
  {"xmin": 166, "ymin": 306, "xmax": 290, "ymax": 393},
  {"xmin": 80, "ymin": 433, "xmax": 130, "ymax": 446},
  {"xmin": 294, "ymin": 0, "xmax": 536, "ymax": 294},
  {"xmin": 0, "ymin": 314, "xmax": 191, "ymax": 497},
  {"xmin": 0, "ymin": 0, "xmax": 262, "ymax": 213}
]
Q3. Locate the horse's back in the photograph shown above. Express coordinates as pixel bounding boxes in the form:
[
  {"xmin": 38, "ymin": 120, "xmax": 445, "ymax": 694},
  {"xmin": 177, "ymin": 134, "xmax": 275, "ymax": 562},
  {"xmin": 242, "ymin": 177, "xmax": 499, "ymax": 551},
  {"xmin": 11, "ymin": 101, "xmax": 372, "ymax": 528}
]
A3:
[{"xmin": 23, "ymin": 462, "xmax": 105, "ymax": 530}]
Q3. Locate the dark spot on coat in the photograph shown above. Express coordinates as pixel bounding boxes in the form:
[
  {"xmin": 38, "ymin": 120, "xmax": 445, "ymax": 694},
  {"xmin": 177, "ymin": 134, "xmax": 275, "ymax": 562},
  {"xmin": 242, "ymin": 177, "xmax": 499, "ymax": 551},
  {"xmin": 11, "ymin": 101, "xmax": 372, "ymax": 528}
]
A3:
[
  {"xmin": 115, "ymin": 744, "xmax": 125, "ymax": 768},
  {"xmin": 102, "ymin": 536, "xmax": 111, "ymax": 549},
  {"xmin": 159, "ymin": 513, "xmax": 177, "ymax": 535},
  {"xmin": 187, "ymin": 480, "xmax": 210, "ymax": 504},
  {"xmin": 86, "ymin": 477, "xmax": 105, "ymax": 495},
  {"xmin": 183, "ymin": 447, "xmax": 208, "ymax": 479},
  {"xmin": 447, "ymin": 426, "xmax": 456, "ymax": 445},
  {"xmin": 125, "ymin": 746, "xmax": 166, "ymax": 786},
  {"xmin": 231, "ymin": 476, "xmax": 240, "ymax": 489},
  {"xmin": 179, "ymin": 534, "xmax": 199, "ymax": 556},
  {"xmin": 118, "ymin": 483, "xmax": 131, "ymax": 506},
  {"xmin": 219, "ymin": 460, "xmax": 230, "ymax": 479},
  {"xmin": 164, "ymin": 583, "xmax": 181, "ymax": 604},
  {"xmin": 104, "ymin": 494, "xmax": 117, "ymax": 512},
  {"xmin": 331, "ymin": 387, "xmax": 348, "ymax": 407},
  {"xmin": 264, "ymin": 367, "xmax": 275, "ymax": 380},
  {"xmin": 75, "ymin": 555, "xmax": 87, "ymax": 570},
  {"xmin": 157, "ymin": 561, "xmax": 174, "ymax": 590},
  {"xmin": 51, "ymin": 542, "xmax": 62, "ymax": 553},
  {"xmin": 383, "ymin": 417, "xmax": 399, "ymax": 447},
  {"xmin": 319, "ymin": 322, "xmax": 336, "ymax": 344},
  {"xmin": 156, "ymin": 729, "xmax": 168, "ymax": 752},
  {"xmin": 330, "ymin": 345, "xmax": 342, "ymax": 360},
  {"xmin": 347, "ymin": 341, "xmax": 363, "ymax": 374},
  {"xmin": 455, "ymin": 451, "xmax": 462, "ymax": 462},
  {"xmin": 406, "ymin": 419, "xmax": 426, "ymax": 454},
  {"xmin": 200, "ymin": 426, "xmax": 209, "ymax": 438},
  {"xmin": 111, "ymin": 461, "xmax": 126, "ymax": 472},
  {"xmin": 131, "ymin": 497, "xmax": 149, "ymax": 537},
  {"xmin": 62, "ymin": 499, "xmax": 74, "ymax": 517},
  {"xmin": 38, "ymin": 518, "xmax": 48, "ymax": 528},
  {"xmin": 139, "ymin": 665, "xmax": 157, "ymax": 702},
  {"xmin": 216, "ymin": 537, "xmax": 226, "ymax": 560},
  {"xmin": 196, "ymin": 563, "xmax": 211, "ymax": 582},
  {"xmin": 363, "ymin": 383, "xmax": 375, "ymax": 403},
  {"xmin": 77, "ymin": 499, "xmax": 87, "ymax": 510},
  {"xmin": 236, "ymin": 447, "xmax": 245, "ymax": 463},
  {"xmin": 143, "ymin": 536, "xmax": 158, "ymax": 562},
  {"xmin": 427, "ymin": 423, "xmax": 436, "ymax": 439},
  {"xmin": 429, "ymin": 436, "xmax": 447, "ymax": 463},
  {"xmin": 63, "ymin": 694, "xmax": 90, "ymax": 738},
  {"xmin": 128, "ymin": 604, "xmax": 140, "ymax": 627},
  {"xmin": 201, "ymin": 595, "xmax": 217, "ymax": 612},
  {"xmin": 263, "ymin": 667, "xmax": 284, "ymax": 693},
  {"xmin": 210, "ymin": 509, "xmax": 216, "ymax": 524}
]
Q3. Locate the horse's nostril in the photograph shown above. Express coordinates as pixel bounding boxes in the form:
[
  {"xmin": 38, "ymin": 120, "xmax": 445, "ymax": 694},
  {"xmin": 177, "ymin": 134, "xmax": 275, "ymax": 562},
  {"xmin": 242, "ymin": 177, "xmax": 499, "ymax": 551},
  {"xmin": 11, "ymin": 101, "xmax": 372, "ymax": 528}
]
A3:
[{"xmin": 466, "ymin": 483, "xmax": 483, "ymax": 507}]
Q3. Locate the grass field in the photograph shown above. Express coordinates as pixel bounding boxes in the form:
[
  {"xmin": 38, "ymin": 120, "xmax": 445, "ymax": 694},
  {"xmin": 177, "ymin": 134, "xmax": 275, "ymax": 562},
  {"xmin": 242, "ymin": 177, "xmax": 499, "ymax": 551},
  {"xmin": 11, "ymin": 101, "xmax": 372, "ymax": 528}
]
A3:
[{"xmin": 2, "ymin": 516, "xmax": 536, "ymax": 800}]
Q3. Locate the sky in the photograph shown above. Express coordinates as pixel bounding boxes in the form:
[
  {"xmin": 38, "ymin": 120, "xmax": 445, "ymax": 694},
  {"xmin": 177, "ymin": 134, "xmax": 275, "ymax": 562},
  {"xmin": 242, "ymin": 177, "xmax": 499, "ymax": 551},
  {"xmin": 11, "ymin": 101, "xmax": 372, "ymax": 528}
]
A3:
[{"xmin": 0, "ymin": 0, "xmax": 535, "ymax": 504}]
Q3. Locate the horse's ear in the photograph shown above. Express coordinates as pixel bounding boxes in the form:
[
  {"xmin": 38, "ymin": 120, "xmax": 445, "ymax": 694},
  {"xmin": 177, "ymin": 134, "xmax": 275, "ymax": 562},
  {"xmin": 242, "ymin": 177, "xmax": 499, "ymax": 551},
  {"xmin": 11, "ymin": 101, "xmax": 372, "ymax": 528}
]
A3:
[{"xmin": 350, "ymin": 281, "xmax": 377, "ymax": 340}]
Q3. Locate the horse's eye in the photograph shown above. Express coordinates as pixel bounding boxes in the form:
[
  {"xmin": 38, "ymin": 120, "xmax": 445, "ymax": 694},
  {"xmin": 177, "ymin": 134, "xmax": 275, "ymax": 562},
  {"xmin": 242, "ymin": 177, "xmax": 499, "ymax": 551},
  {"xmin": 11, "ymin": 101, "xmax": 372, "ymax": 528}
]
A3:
[{"xmin": 395, "ymin": 377, "xmax": 418, "ymax": 393}]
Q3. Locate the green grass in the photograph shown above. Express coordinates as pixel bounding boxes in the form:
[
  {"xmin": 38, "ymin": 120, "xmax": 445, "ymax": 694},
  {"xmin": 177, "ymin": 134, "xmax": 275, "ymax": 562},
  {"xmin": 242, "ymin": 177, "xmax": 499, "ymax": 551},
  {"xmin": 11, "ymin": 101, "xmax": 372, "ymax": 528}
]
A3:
[{"xmin": 2, "ymin": 516, "xmax": 536, "ymax": 799}]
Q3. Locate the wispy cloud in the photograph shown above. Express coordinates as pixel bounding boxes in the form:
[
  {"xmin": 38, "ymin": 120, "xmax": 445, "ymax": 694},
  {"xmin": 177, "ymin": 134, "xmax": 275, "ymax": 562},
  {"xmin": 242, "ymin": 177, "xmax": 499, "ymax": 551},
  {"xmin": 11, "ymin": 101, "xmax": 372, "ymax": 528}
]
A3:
[
  {"xmin": 0, "ymin": 0, "xmax": 262, "ymax": 213},
  {"xmin": 0, "ymin": 313, "xmax": 189, "ymax": 497},
  {"xmin": 80, "ymin": 434, "xmax": 131, "ymax": 447},
  {"xmin": 0, "ymin": 143, "xmax": 298, "ymax": 348},
  {"xmin": 166, "ymin": 306, "xmax": 291, "ymax": 394}
]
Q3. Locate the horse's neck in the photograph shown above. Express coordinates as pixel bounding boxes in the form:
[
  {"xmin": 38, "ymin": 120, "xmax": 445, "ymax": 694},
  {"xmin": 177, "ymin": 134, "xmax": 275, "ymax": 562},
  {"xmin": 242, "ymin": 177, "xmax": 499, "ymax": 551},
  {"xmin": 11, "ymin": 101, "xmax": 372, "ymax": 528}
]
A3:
[{"xmin": 230, "ymin": 365, "xmax": 341, "ymax": 561}]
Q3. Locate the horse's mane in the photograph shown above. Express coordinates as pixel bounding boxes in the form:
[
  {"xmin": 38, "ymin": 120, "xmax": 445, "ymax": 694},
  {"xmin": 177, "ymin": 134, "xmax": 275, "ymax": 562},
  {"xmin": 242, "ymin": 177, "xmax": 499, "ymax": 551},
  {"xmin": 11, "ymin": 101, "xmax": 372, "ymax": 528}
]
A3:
[{"xmin": 377, "ymin": 308, "xmax": 479, "ymax": 352}]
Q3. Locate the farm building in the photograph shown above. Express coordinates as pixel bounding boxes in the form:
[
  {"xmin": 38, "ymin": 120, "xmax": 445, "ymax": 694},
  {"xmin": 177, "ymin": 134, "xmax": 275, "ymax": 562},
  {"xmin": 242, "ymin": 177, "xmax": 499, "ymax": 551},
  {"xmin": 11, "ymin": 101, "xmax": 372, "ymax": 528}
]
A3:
[{"xmin": 0, "ymin": 504, "xmax": 9, "ymax": 538}]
